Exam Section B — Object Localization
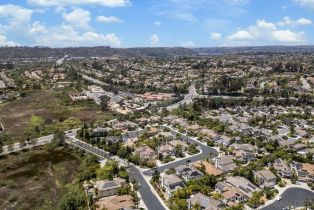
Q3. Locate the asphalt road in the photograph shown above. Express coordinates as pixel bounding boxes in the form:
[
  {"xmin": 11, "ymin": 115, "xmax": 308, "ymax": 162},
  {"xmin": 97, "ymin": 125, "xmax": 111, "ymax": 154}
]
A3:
[
  {"xmin": 69, "ymin": 138, "xmax": 168, "ymax": 210},
  {"xmin": 0, "ymin": 128, "xmax": 79, "ymax": 156},
  {"xmin": 128, "ymin": 166, "xmax": 168, "ymax": 210},
  {"xmin": 144, "ymin": 125, "xmax": 219, "ymax": 176},
  {"xmin": 262, "ymin": 188, "xmax": 314, "ymax": 210}
]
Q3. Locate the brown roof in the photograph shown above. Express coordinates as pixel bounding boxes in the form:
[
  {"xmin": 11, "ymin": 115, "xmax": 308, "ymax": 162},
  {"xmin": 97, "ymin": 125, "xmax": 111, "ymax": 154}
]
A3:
[
  {"xmin": 193, "ymin": 160, "xmax": 223, "ymax": 176},
  {"xmin": 303, "ymin": 163, "xmax": 314, "ymax": 176},
  {"xmin": 96, "ymin": 195, "xmax": 134, "ymax": 210}
]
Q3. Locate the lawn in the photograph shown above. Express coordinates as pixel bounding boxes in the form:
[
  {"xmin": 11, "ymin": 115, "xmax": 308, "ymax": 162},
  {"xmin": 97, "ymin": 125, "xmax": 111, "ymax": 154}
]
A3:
[{"xmin": 0, "ymin": 147, "xmax": 81, "ymax": 210}]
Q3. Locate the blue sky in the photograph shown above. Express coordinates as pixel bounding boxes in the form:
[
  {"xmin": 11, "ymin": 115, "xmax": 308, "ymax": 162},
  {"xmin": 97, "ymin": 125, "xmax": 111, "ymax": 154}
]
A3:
[{"xmin": 0, "ymin": 0, "xmax": 314, "ymax": 47}]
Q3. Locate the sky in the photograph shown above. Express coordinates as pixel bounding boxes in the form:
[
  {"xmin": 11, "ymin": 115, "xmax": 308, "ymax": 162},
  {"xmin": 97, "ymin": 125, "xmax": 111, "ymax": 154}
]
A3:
[{"xmin": 0, "ymin": 0, "xmax": 314, "ymax": 47}]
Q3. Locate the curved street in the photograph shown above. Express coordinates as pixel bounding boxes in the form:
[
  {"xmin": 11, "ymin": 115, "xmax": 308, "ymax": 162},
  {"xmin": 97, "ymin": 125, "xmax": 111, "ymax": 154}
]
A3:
[{"xmin": 261, "ymin": 188, "xmax": 314, "ymax": 210}]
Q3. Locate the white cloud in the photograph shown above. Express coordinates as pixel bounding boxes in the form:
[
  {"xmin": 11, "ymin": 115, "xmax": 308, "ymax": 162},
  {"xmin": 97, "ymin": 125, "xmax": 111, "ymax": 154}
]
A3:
[
  {"xmin": 181, "ymin": 41, "xmax": 196, "ymax": 48},
  {"xmin": 37, "ymin": 24, "xmax": 121, "ymax": 47},
  {"xmin": 27, "ymin": 0, "xmax": 130, "ymax": 7},
  {"xmin": 227, "ymin": 19, "xmax": 306, "ymax": 44},
  {"xmin": 0, "ymin": 4, "xmax": 33, "ymax": 28},
  {"xmin": 150, "ymin": 34, "xmax": 159, "ymax": 46},
  {"xmin": 272, "ymin": 30, "xmax": 305, "ymax": 43},
  {"xmin": 293, "ymin": 0, "xmax": 314, "ymax": 10},
  {"xmin": 172, "ymin": 13, "xmax": 198, "ymax": 22},
  {"xmin": 29, "ymin": 21, "xmax": 47, "ymax": 34},
  {"xmin": 0, "ymin": 4, "xmax": 121, "ymax": 47},
  {"xmin": 256, "ymin": 19, "xmax": 276, "ymax": 30},
  {"xmin": 277, "ymin": 16, "xmax": 312, "ymax": 26},
  {"xmin": 154, "ymin": 21, "xmax": 162, "ymax": 26},
  {"xmin": 96, "ymin": 16, "xmax": 123, "ymax": 23},
  {"xmin": 296, "ymin": 17, "xmax": 312, "ymax": 25},
  {"xmin": 227, "ymin": 30, "xmax": 253, "ymax": 41},
  {"xmin": 0, "ymin": 35, "xmax": 18, "ymax": 46},
  {"xmin": 210, "ymin": 32, "xmax": 222, "ymax": 40},
  {"xmin": 63, "ymin": 8, "xmax": 91, "ymax": 29}
]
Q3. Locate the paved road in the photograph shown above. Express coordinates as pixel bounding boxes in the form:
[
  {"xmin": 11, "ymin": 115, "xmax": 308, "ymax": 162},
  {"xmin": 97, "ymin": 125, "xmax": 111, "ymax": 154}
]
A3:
[
  {"xmin": 68, "ymin": 136, "xmax": 168, "ymax": 210},
  {"xmin": 1, "ymin": 135, "xmax": 54, "ymax": 156},
  {"xmin": 143, "ymin": 125, "xmax": 219, "ymax": 176},
  {"xmin": 128, "ymin": 166, "xmax": 168, "ymax": 210},
  {"xmin": 0, "ymin": 128, "xmax": 79, "ymax": 156},
  {"xmin": 262, "ymin": 188, "xmax": 314, "ymax": 210}
]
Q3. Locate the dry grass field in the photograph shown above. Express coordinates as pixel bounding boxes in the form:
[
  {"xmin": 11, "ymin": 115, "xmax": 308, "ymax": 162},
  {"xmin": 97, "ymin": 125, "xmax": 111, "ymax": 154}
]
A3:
[
  {"xmin": 0, "ymin": 90, "xmax": 116, "ymax": 144},
  {"xmin": 0, "ymin": 147, "xmax": 81, "ymax": 210}
]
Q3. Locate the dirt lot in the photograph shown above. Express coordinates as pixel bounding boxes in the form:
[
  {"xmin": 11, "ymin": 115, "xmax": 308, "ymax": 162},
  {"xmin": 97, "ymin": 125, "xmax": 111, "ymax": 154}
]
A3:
[
  {"xmin": 0, "ymin": 90, "xmax": 115, "ymax": 144},
  {"xmin": 0, "ymin": 148, "xmax": 81, "ymax": 210}
]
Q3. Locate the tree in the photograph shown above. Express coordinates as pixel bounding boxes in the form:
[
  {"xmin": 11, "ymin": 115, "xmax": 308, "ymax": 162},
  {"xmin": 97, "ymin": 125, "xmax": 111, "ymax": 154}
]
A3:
[
  {"xmin": 96, "ymin": 160, "xmax": 119, "ymax": 180},
  {"xmin": 192, "ymin": 203, "xmax": 202, "ymax": 210},
  {"xmin": 54, "ymin": 131, "xmax": 66, "ymax": 146},
  {"xmin": 59, "ymin": 186, "xmax": 86, "ymax": 210},
  {"xmin": 100, "ymin": 95, "xmax": 111, "ymax": 111},
  {"xmin": 117, "ymin": 146, "xmax": 128, "ymax": 158},
  {"xmin": 151, "ymin": 169, "xmax": 160, "ymax": 183},
  {"xmin": 175, "ymin": 145, "xmax": 184, "ymax": 158},
  {"xmin": 247, "ymin": 191, "xmax": 264, "ymax": 208}
]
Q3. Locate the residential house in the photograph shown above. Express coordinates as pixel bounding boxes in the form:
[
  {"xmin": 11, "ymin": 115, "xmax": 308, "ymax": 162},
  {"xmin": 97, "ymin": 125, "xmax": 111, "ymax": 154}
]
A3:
[
  {"xmin": 233, "ymin": 150, "xmax": 256, "ymax": 163},
  {"xmin": 290, "ymin": 161, "xmax": 314, "ymax": 183},
  {"xmin": 161, "ymin": 174, "xmax": 185, "ymax": 199},
  {"xmin": 95, "ymin": 195, "xmax": 134, "ymax": 210},
  {"xmin": 168, "ymin": 140, "xmax": 189, "ymax": 150},
  {"xmin": 94, "ymin": 178, "xmax": 126, "ymax": 198},
  {"xmin": 215, "ymin": 155, "xmax": 238, "ymax": 172},
  {"xmin": 158, "ymin": 144, "xmax": 176, "ymax": 158},
  {"xmin": 175, "ymin": 165, "xmax": 204, "ymax": 181},
  {"xmin": 215, "ymin": 182, "xmax": 247, "ymax": 206},
  {"xmin": 193, "ymin": 160, "xmax": 224, "ymax": 176},
  {"xmin": 134, "ymin": 146, "xmax": 156, "ymax": 163},
  {"xmin": 189, "ymin": 192, "xmax": 222, "ymax": 210},
  {"xmin": 225, "ymin": 176, "xmax": 261, "ymax": 198},
  {"xmin": 92, "ymin": 127, "xmax": 110, "ymax": 137},
  {"xmin": 213, "ymin": 135, "xmax": 232, "ymax": 146},
  {"xmin": 254, "ymin": 169, "xmax": 276, "ymax": 188},
  {"xmin": 273, "ymin": 158, "xmax": 293, "ymax": 178}
]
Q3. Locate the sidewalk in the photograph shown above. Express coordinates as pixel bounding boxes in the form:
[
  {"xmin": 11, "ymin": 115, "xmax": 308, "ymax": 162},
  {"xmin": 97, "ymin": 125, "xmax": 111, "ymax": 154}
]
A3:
[
  {"xmin": 135, "ymin": 165, "xmax": 170, "ymax": 210},
  {"xmin": 258, "ymin": 180, "xmax": 312, "ymax": 209}
]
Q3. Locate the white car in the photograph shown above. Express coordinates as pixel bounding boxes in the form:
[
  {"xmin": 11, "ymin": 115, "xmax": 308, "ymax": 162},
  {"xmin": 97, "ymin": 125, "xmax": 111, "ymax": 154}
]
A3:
[{"xmin": 276, "ymin": 196, "xmax": 282, "ymax": 201}]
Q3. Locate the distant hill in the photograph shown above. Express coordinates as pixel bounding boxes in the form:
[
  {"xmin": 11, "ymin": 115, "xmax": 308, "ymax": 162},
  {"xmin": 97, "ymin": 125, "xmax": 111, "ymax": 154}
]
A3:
[
  {"xmin": 0, "ymin": 45, "xmax": 314, "ymax": 60},
  {"xmin": 194, "ymin": 46, "xmax": 314, "ymax": 55},
  {"xmin": 0, "ymin": 46, "xmax": 197, "ymax": 59}
]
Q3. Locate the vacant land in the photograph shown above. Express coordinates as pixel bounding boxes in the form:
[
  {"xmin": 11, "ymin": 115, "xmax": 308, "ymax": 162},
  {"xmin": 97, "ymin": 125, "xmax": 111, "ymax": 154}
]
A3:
[
  {"xmin": 0, "ymin": 90, "xmax": 116, "ymax": 144},
  {"xmin": 0, "ymin": 147, "xmax": 81, "ymax": 210}
]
